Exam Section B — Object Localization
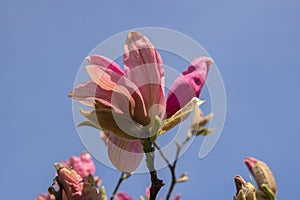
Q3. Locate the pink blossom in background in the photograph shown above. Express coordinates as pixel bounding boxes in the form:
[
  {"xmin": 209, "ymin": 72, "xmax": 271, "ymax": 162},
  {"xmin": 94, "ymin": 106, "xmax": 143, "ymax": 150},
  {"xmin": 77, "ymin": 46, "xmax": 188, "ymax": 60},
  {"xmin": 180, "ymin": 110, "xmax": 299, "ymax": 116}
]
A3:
[
  {"xmin": 70, "ymin": 152, "xmax": 96, "ymax": 178},
  {"xmin": 115, "ymin": 192, "xmax": 134, "ymax": 200},
  {"xmin": 35, "ymin": 193, "xmax": 50, "ymax": 200}
]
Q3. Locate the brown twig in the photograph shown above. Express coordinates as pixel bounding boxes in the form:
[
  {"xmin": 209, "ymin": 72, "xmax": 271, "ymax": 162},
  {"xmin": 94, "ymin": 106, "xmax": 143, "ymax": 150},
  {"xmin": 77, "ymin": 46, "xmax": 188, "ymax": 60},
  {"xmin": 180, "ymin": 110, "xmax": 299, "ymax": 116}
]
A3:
[
  {"xmin": 143, "ymin": 140, "xmax": 165, "ymax": 200},
  {"xmin": 110, "ymin": 172, "xmax": 131, "ymax": 200},
  {"xmin": 154, "ymin": 137, "xmax": 191, "ymax": 200}
]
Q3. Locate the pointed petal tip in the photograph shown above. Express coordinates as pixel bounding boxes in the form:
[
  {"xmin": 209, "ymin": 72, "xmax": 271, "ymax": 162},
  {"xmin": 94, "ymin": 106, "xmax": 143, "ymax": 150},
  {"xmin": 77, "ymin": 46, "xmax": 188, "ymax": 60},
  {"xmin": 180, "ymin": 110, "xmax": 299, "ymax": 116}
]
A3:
[
  {"xmin": 234, "ymin": 175, "xmax": 246, "ymax": 193},
  {"xmin": 127, "ymin": 30, "xmax": 141, "ymax": 39},
  {"xmin": 206, "ymin": 57, "xmax": 214, "ymax": 68},
  {"xmin": 244, "ymin": 157, "xmax": 258, "ymax": 173},
  {"xmin": 234, "ymin": 175, "xmax": 246, "ymax": 186},
  {"xmin": 54, "ymin": 162, "xmax": 64, "ymax": 171},
  {"xmin": 85, "ymin": 56, "xmax": 91, "ymax": 62}
]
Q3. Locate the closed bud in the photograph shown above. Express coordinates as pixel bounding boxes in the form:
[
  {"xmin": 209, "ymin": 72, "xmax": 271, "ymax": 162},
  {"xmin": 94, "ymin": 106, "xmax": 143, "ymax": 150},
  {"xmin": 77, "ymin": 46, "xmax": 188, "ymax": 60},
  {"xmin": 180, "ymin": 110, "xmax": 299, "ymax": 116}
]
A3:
[
  {"xmin": 244, "ymin": 157, "xmax": 277, "ymax": 195},
  {"xmin": 177, "ymin": 173, "xmax": 189, "ymax": 183},
  {"xmin": 54, "ymin": 163, "xmax": 102, "ymax": 200},
  {"xmin": 234, "ymin": 175, "xmax": 256, "ymax": 200}
]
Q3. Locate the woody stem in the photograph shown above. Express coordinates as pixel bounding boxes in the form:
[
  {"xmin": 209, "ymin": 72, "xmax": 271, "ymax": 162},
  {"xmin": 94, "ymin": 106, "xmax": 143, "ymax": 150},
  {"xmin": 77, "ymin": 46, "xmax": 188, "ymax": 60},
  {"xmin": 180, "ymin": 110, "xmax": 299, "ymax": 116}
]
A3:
[{"xmin": 143, "ymin": 140, "xmax": 164, "ymax": 200}]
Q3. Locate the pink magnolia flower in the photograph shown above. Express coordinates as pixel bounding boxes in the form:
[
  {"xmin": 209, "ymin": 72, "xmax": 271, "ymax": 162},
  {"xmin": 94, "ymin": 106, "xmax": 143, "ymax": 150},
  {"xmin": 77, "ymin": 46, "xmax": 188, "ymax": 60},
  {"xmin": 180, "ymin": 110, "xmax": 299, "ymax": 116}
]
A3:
[
  {"xmin": 69, "ymin": 152, "xmax": 96, "ymax": 178},
  {"xmin": 70, "ymin": 31, "xmax": 212, "ymax": 172},
  {"xmin": 63, "ymin": 152, "xmax": 101, "ymax": 186}
]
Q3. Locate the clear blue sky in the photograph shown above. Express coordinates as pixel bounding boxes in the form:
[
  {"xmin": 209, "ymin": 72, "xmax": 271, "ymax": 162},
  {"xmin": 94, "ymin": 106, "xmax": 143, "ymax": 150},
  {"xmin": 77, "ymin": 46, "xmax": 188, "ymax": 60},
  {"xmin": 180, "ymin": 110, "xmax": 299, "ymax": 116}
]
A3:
[{"xmin": 1, "ymin": 0, "xmax": 300, "ymax": 199}]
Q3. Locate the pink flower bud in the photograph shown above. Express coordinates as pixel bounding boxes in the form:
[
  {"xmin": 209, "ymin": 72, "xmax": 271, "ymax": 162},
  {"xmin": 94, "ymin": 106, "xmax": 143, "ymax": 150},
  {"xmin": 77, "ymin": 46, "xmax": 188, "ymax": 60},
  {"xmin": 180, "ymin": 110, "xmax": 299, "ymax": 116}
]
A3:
[{"xmin": 244, "ymin": 157, "xmax": 277, "ymax": 194}]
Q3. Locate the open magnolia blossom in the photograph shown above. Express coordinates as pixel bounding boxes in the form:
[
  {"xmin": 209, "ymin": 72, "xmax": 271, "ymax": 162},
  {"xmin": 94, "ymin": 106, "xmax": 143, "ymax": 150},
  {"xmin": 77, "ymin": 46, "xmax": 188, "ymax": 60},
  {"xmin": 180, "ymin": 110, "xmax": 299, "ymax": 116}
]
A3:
[{"xmin": 69, "ymin": 31, "xmax": 213, "ymax": 172}]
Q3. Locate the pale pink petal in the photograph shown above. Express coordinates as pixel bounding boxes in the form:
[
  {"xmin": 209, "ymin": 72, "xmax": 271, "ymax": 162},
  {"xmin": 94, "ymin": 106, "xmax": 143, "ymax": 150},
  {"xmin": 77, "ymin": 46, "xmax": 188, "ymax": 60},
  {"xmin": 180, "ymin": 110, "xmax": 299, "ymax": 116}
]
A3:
[
  {"xmin": 35, "ymin": 193, "xmax": 50, "ymax": 200},
  {"xmin": 124, "ymin": 31, "xmax": 166, "ymax": 119},
  {"xmin": 106, "ymin": 133, "xmax": 143, "ymax": 173},
  {"xmin": 115, "ymin": 192, "xmax": 134, "ymax": 200},
  {"xmin": 86, "ymin": 55, "xmax": 125, "ymax": 76},
  {"xmin": 173, "ymin": 194, "xmax": 181, "ymax": 200},
  {"xmin": 166, "ymin": 57, "xmax": 213, "ymax": 118},
  {"xmin": 69, "ymin": 81, "xmax": 102, "ymax": 107}
]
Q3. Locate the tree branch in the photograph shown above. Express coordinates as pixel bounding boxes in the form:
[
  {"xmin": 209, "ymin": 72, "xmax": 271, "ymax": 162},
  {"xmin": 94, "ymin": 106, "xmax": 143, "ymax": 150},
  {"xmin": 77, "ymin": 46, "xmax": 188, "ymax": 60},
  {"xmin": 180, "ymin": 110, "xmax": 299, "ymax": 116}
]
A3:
[
  {"xmin": 154, "ymin": 137, "xmax": 191, "ymax": 200},
  {"xmin": 110, "ymin": 172, "xmax": 131, "ymax": 200},
  {"xmin": 143, "ymin": 140, "xmax": 165, "ymax": 200}
]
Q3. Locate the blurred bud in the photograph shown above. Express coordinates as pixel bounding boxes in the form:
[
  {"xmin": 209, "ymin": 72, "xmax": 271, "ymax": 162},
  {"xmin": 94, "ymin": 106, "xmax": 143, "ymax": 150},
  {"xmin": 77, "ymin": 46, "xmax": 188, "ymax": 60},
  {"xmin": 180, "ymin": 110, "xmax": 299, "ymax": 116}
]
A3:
[
  {"xmin": 54, "ymin": 163, "xmax": 102, "ymax": 200},
  {"xmin": 189, "ymin": 108, "xmax": 213, "ymax": 137},
  {"xmin": 244, "ymin": 157, "xmax": 277, "ymax": 195},
  {"xmin": 234, "ymin": 175, "xmax": 256, "ymax": 200},
  {"xmin": 100, "ymin": 186, "xmax": 107, "ymax": 200},
  {"xmin": 177, "ymin": 173, "xmax": 189, "ymax": 183},
  {"xmin": 115, "ymin": 192, "xmax": 134, "ymax": 200}
]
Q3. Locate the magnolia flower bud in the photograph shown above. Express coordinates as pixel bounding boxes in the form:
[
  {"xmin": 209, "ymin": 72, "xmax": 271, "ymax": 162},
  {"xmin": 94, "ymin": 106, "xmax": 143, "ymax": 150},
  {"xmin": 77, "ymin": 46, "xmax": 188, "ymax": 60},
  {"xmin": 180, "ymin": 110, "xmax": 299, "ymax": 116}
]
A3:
[
  {"xmin": 54, "ymin": 163, "xmax": 102, "ymax": 200},
  {"xmin": 234, "ymin": 175, "xmax": 256, "ymax": 200},
  {"xmin": 244, "ymin": 157, "xmax": 277, "ymax": 196}
]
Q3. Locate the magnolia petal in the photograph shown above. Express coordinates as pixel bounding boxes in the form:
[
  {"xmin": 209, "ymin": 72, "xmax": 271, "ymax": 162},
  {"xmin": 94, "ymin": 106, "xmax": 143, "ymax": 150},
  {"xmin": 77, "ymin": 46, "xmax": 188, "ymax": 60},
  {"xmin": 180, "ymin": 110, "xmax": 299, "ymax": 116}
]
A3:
[
  {"xmin": 86, "ymin": 64, "xmax": 149, "ymax": 124},
  {"xmin": 166, "ymin": 57, "xmax": 213, "ymax": 118},
  {"xmin": 86, "ymin": 55, "xmax": 125, "ymax": 76},
  {"xmin": 160, "ymin": 97, "xmax": 204, "ymax": 135},
  {"xmin": 69, "ymin": 81, "xmax": 99, "ymax": 107},
  {"xmin": 115, "ymin": 192, "xmax": 134, "ymax": 200},
  {"xmin": 105, "ymin": 133, "xmax": 143, "ymax": 173},
  {"xmin": 69, "ymin": 80, "xmax": 120, "ymax": 111},
  {"xmin": 124, "ymin": 31, "xmax": 166, "ymax": 119},
  {"xmin": 124, "ymin": 31, "xmax": 164, "ymax": 81}
]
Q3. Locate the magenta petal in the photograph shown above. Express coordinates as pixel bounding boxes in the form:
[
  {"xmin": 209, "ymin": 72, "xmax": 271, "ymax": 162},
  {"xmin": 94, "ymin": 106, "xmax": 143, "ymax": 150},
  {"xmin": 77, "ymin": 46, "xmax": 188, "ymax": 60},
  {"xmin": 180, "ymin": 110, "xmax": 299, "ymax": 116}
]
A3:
[
  {"xmin": 166, "ymin": 57, "xmax": 213, "ymax": 118},
  {"xmin": 105, "ymin": 133, "xmax": 143, "ymax": 173},
  {"xmin": 115, "ymin": 192, "xmax": 134, "ymax": 200},
  {"xmin": 86, "ymin": 55, "xmax": 125, "ymax": 76}
]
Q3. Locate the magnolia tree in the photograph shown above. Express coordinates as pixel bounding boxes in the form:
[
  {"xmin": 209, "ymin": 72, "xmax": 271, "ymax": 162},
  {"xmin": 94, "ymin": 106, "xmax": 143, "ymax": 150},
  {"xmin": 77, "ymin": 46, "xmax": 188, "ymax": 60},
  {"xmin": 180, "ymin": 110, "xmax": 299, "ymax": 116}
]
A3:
[{"xmin": 36, "ymin": 31, "xmax": 277, "ymax": 200}]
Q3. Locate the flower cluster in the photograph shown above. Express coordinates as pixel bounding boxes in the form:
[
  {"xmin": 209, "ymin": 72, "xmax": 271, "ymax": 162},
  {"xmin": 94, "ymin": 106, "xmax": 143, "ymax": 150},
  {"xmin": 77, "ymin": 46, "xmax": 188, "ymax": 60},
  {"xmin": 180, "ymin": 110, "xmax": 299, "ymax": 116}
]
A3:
[
  {"xmin": 36, "ymin": 152, "xmax": 101, "ymax": 200},
  {"xmin": 234, "ymin": 157, "xmax": 277, "ymax": 200},
  {"xmin": 36, "ymin": 152, "xmax": 181, "ymax": 200}
]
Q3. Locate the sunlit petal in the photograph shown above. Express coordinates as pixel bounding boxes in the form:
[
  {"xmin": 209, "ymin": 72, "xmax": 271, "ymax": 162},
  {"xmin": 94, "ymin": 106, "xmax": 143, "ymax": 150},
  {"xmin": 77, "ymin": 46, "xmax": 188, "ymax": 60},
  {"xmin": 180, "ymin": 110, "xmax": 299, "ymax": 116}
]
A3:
[{"xmin": 105, "ymin": 133, "xmax": 144, "ymax": 173}]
